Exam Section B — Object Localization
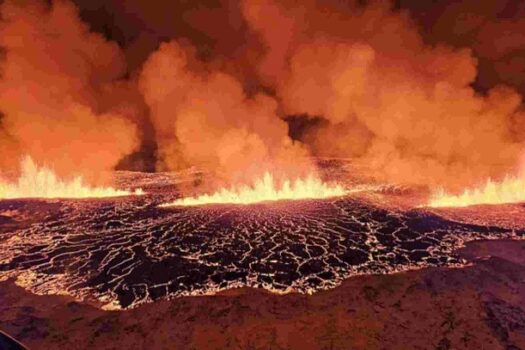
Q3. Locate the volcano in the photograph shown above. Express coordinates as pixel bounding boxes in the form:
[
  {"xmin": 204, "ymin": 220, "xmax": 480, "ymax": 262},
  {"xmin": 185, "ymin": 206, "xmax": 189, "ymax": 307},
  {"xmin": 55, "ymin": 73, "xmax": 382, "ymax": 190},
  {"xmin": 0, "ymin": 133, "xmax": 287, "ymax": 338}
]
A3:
[{"xmin": 3, "ymin": 0, "xmax": 525, "ymax": 348}]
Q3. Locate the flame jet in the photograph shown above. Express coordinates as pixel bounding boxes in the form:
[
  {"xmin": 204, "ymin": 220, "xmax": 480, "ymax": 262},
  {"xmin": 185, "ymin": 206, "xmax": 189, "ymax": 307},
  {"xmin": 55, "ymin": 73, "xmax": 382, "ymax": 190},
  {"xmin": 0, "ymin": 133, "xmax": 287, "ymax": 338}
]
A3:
[{"xmin": 0, "ymin": 157, "xmax": 143, "ymax": 199}]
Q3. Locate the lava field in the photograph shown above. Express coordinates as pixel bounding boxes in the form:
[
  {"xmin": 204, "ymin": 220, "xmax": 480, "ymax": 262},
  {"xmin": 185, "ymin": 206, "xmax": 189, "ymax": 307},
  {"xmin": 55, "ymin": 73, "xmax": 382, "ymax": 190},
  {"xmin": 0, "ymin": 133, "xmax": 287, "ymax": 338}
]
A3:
[{"xmin": 0, "ymin": 163, "xmax": 524, "ymax": 309}]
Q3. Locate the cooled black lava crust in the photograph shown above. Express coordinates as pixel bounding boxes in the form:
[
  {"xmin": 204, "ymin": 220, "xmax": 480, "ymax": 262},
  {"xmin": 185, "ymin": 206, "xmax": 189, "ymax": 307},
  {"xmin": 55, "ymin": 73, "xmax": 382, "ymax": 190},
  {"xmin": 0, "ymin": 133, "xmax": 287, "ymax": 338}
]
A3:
[{"xmin": 0, "ymin": 192, "xmax": 522, "ymax": 309}]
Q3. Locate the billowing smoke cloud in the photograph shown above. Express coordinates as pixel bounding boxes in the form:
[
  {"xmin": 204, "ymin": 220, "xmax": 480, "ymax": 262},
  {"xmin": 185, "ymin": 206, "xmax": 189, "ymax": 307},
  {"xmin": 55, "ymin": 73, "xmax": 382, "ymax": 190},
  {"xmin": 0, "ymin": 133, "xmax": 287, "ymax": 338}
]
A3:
[
  {"xmin": 0, "ymin": 0, "xmax": 140, "ymax": 182},
  {"xmin": 2, "ymin": 0, "xmax": 525, "ymax": 192},
  {"xmin": 139, "ymin": 41, "xmax": 311, "ymax": 185},
  {"xmin": 241, "ymin": 0, "xmax": 525, "ymax": 190},
  {"xmin": 402, "ymin": 0, "xmax": 525, "ymax": 94}
]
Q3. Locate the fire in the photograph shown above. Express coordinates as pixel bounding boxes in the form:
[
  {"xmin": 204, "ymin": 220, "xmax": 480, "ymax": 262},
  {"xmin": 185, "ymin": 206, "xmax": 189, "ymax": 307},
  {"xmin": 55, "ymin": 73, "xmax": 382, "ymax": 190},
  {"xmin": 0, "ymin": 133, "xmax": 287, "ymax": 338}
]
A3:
[
  {"xmin": 0, "ymin": 156, "xmax": 143, "ymax": 199},
  {"xmin": 161, "ymin": 172, "xmax": 347, "ymax": 207},
  {"xmin": 428, "ymin": 175, "xmax": 525, "ymax": 208}
]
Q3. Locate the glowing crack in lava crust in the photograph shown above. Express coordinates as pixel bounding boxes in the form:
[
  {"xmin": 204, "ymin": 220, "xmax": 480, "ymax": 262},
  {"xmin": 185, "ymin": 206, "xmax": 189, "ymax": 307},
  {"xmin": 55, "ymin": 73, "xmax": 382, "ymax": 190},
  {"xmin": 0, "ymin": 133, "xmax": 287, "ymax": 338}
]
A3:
[
  {"xmin": 161, "ymin": 172, "xmax": 347, "ymax": 207},
  {"xmin": 428, "ymin": 174, "xmax": 525, "ymax": 207},
  {"xmin": 0, "ymin": 157, "xmax": 144, "ymax": 199}
]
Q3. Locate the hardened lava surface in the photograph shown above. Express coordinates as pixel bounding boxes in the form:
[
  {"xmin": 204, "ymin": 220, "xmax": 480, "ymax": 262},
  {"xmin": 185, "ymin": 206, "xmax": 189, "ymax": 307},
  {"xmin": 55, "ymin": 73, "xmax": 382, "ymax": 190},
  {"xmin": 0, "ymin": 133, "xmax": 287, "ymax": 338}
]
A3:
[{"xmin": 0, "ymin": 168, "xmax": 524, "ymax": 309}]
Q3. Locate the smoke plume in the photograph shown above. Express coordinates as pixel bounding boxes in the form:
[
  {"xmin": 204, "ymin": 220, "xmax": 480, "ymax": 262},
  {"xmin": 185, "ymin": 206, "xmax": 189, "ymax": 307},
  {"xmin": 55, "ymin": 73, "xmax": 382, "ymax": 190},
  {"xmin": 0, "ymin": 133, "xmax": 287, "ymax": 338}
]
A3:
[
  {"xmin": 402, "ymin": 0, "xmax": 525, "ymax": 94},
  {"xmin": 2, "ymin": 0, "xmax": 525, "ymax": 193},
  {"xmin": 139, "ymin": 40, "xmax": 311, "ymax": 185},
  {"xmin": 0, "ymin": 0, "xmax": 140, "ymax": 182},
  {"xmin": 242, "ymin": 0, "xmax": 525, "ymax": 190}
]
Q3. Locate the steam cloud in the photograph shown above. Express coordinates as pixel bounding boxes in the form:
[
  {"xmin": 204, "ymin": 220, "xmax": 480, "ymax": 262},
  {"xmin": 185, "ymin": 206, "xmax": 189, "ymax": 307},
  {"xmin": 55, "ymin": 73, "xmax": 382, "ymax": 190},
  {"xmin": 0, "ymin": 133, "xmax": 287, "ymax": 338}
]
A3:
[{"xmin": 2, "ymin": 0, "xmax": 525, "ymax": 192}]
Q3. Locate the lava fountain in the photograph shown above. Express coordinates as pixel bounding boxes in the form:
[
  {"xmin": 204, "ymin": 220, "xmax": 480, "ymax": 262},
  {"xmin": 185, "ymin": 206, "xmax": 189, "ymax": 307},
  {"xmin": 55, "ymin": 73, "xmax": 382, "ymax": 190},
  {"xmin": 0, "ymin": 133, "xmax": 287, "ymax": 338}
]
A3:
[
  {"xmin": 161, "ymin": 172, "xmax": 347, "ymax": 207},
  {"xmin": 428, "ymin": 174, "xmax": 525, "ymax": 207},
  {"xmin": 0, "ymin": 156, "xmax": 143, "ymax": 199}
]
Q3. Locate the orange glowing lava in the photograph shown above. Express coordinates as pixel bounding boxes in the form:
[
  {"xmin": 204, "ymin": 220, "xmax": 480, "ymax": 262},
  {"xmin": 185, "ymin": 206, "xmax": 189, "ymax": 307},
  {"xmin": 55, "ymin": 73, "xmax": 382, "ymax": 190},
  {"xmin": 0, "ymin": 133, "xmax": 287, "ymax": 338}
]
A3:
[
  {"xmin": 0, "ymin": 157, "xmax": 143, "ymax": 199},
  {"xmin": 428, "ymin": 175, "xmax": 525, "ymax": 207},
  {"xmin": 161, "ymin": 172, "xmax": 347, "ymax": 207}
]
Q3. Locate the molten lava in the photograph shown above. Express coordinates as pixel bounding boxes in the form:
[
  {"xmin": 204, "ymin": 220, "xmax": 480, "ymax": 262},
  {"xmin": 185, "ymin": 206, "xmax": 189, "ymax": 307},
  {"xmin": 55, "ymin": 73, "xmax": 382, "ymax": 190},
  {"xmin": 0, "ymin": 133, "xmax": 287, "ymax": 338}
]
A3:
[
  {"xmin": 161, "ymin": 172, "xmax": 347, "ymax": 207},
  {"xmin": 0, "ymin": 157, "xmax": 143, "ymax": 199},
  {"xmin": 428, "ymin": 175, "xmax": 525, "ymax": 207}
]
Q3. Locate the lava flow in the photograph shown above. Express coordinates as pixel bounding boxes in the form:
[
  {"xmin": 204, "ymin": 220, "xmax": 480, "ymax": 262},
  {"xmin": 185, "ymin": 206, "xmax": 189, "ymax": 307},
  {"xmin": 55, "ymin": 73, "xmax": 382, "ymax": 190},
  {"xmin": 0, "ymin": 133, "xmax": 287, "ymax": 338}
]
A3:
[
  {"xmin": 428, "ymin": 174, "xmax": 525, "ymax": 208},
  {"xmin": 0, "ymin": 156, "xmax": 143, "ymax": 199},
  {"xmin": 161, "ymin": 172, "xmax": 346, "ymax": 207}
]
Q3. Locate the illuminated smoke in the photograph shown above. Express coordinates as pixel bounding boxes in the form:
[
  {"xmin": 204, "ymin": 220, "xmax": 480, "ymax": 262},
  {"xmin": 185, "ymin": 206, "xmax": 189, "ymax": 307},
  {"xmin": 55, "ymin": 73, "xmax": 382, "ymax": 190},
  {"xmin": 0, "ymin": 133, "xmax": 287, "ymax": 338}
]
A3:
[
  {"xmin": 241, "ymin": 0, "xmax": 525, "ymax": 191},
  {"xmin": 406, "ymin": 0, "xmax": 525, "ymax": 95},
  {"xmin": 3, "ymin": 0, "xmax": 525, "ymax": 196},
  {"xmin": 0, "ymin": 0, "xmax": 140, "ymax": 183},
  {"xmin": 139, "ymin": 40, "xmax": 313, "ymax": 186}
]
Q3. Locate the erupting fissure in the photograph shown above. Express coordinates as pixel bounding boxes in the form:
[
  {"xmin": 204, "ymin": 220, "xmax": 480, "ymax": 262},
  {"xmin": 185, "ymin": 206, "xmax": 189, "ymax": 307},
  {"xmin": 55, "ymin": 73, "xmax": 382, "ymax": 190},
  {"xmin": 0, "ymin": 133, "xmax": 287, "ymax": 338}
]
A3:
[
  {"xmin": 161, "ymin": 172, "xmax": 347, "ymax": 207},
  {"xmin": 0, "ymin": 157, "xmax": 143, "ymax": 199},
  {"xmin": 428, "ymin": 175, "xmax": 525, "ymax": 207}
]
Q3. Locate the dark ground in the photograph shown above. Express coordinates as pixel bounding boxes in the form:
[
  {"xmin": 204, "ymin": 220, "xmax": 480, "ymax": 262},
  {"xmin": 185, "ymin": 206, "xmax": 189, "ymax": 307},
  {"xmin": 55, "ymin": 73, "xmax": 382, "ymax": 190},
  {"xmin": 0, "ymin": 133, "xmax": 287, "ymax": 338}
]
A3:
[{"xmin": 1, "ymin": 239, "xmax": 524, "ymax": 350}]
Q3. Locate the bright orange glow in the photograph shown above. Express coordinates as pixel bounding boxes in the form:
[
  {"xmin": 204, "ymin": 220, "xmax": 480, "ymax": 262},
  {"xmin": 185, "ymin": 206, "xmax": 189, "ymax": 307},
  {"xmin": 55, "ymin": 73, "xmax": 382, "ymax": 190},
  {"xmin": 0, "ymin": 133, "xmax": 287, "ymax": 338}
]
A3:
[
  {"xmin": 428, "ymin": 175, "xmax": 525, "ymax": 207},
  {"xmin": 161, "ymin": 172, "xmax": 347, "ymax": 207},
  {"xmin": 0, "ymin": 156, "xmax": 143, "ymax": 199}
]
